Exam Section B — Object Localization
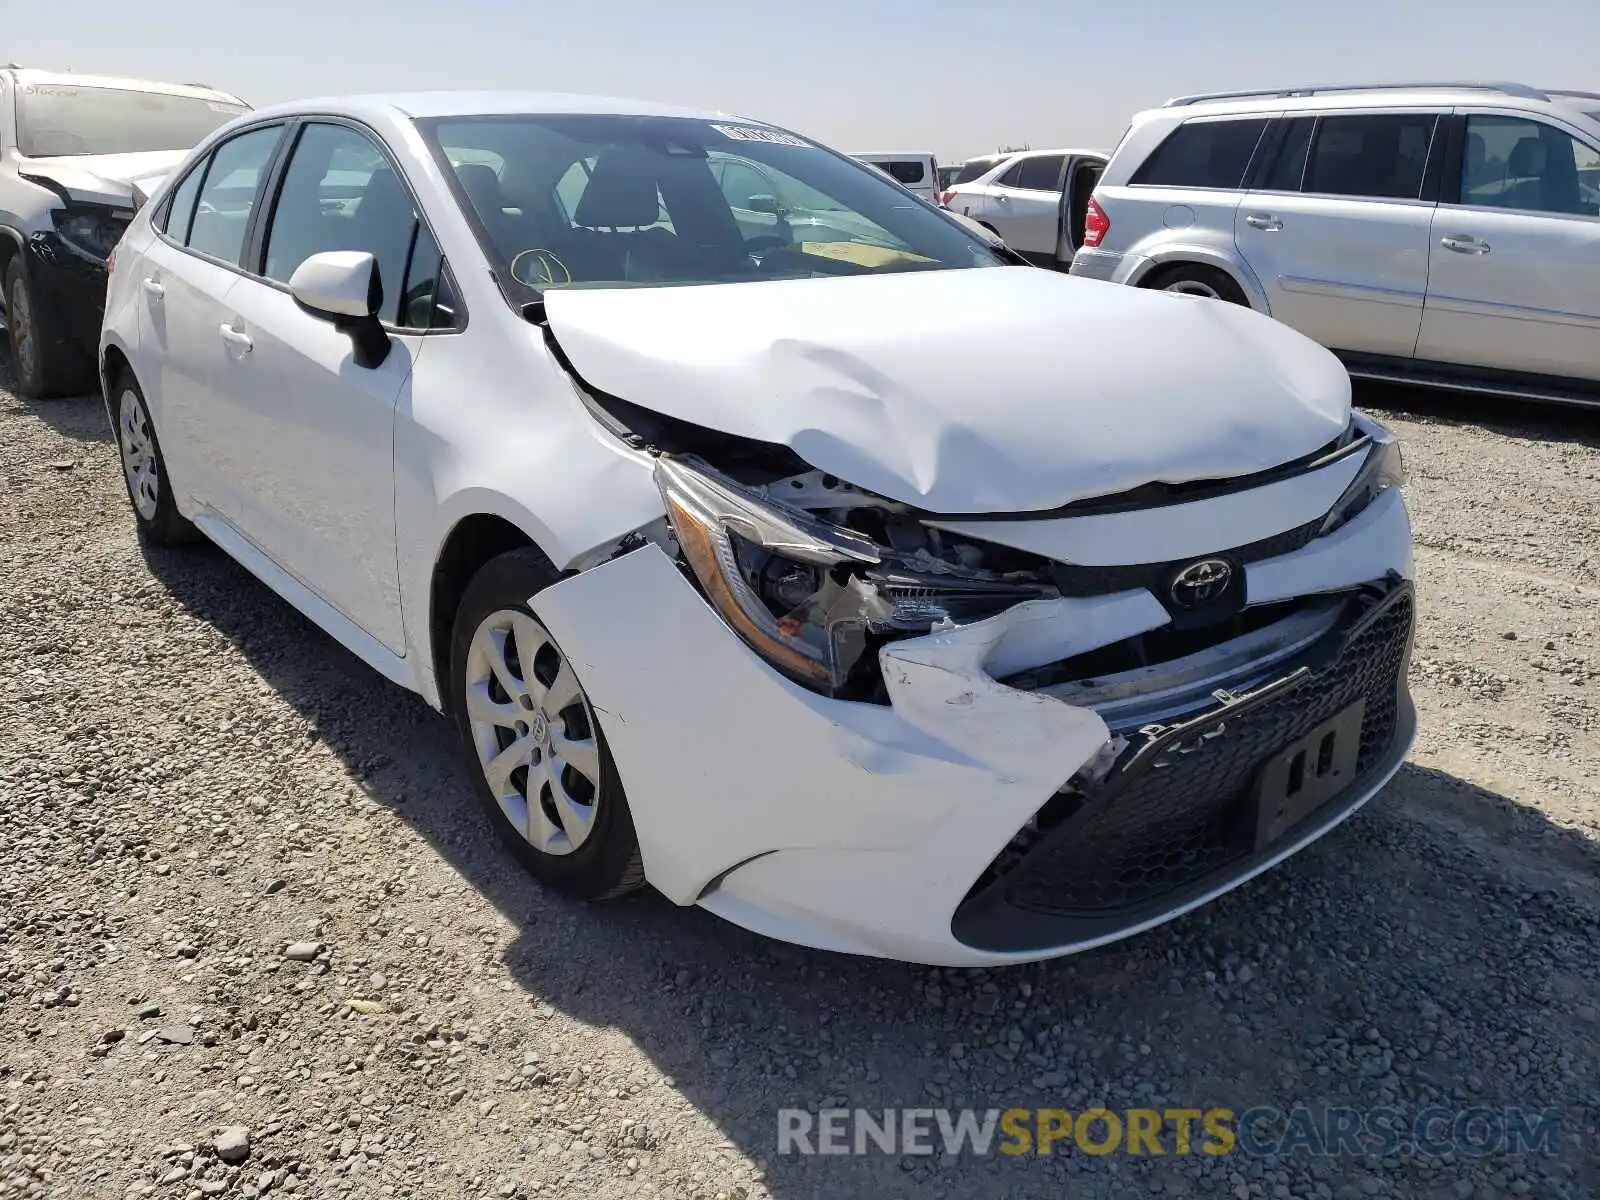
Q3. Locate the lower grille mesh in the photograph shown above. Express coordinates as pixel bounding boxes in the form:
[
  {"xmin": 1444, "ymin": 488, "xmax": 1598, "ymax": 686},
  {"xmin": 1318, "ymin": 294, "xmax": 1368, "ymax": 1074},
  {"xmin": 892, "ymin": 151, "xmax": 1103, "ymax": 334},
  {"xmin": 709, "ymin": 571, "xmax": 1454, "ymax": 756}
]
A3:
[{"xmin": 1000, "ymin": 588, "xmax": 1412, "ymax": 918}]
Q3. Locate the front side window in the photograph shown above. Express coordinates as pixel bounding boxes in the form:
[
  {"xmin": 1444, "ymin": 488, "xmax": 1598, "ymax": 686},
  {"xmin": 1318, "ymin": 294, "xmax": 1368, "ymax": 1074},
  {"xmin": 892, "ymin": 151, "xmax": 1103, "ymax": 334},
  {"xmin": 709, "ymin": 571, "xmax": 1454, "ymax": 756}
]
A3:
[
  {"xmin": 1131, "ymin": 118, "xmax": 1268, "ymax": 189},
  {"xmin": 1459, "ymin": 115, "xmax": 1600, "ymax": 216},
  {"xmin": 1015, "ymin": 154, "xmax": 1066, "ymax": 191},
  {"xmin": 1259, "ymin": 117, "xmax": 1315, "ymax": 192},
  {"xmin": 261, "ymin": 122, "xmax": 446, "ymax": 327},
  {"xmin": 1303, "ymin": 113, "xmax": 1437, "ymax": 201},
  {"xmin": 423, "ymin": 114, "xmax": 1006, "ymax": 305},
  {"xmin": 16, "ymin": 83, "xmax": 247, "ymax": 158},
  {"xmin": 185, "ymin": 125, "xmax": 283, "ymax": 265}
]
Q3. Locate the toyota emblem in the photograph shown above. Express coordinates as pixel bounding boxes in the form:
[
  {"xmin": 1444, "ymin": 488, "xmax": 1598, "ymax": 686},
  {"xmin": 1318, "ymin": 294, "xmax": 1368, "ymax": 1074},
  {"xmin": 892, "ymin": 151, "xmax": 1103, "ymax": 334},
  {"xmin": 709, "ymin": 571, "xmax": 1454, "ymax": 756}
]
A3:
[{"xmin": 1169, "ymin": 558, "xmax": 1234, "ymax": 609}]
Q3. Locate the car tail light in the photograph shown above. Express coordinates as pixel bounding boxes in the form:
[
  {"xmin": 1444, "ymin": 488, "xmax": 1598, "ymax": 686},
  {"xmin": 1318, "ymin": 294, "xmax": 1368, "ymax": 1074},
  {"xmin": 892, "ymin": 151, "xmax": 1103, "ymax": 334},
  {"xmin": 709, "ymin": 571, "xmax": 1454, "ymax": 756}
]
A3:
[
  {"xmin": 106, "ymin": 248, "xmax": 116, "ymax": 274},
  {"xmin": 1083, "ymin": 196, "xmax": 1110, "ymax": 248},
  {"xmin": 935, "ymin": 189, "xmax": 955, "ymax": 207}
]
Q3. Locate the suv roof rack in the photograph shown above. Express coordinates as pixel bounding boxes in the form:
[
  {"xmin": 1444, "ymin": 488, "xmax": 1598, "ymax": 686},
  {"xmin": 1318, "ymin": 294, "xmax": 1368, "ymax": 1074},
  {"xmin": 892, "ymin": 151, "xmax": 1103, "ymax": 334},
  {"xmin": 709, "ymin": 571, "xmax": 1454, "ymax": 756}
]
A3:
[
  {"xmin": 1163, "ymin": 81, "xmax": 1550, "ymax": 107},
  {"xmin": 1545, "ymin": 88, "xmax": 1600, "ymax": 103}
]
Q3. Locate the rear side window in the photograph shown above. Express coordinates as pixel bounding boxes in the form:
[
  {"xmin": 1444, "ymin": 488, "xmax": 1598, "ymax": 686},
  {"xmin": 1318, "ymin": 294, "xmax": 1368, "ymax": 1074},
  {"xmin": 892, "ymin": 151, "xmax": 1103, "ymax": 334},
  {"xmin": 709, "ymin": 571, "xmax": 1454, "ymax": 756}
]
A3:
[
  {"xmin": 873, "ymin": 160, "xmax": 927, "ymax": 185},
  {"xmin": 183, "ymin": 125, "xmax": 283, "ymax": 265},
  {"xmin": 954, "ymin": 156, "xmax": 1002, "ymax": 184},
  {"xmin": 1259, "ymin": 117, "xmax": 1315, "ymax": 192},
  {"xmin": 1015, "ymin": 154, "xmax": 1065, "ymax": 191},
  {"xmin": 159, "ymin": 161, "xmax": 205, "ymax": 244},
  {"xmin": 1303, "ymin": 113, "xmax": 1438, "ymax": 201},
  {"xmin": 1131, "ymin": 118, "xmax": 1268, "ymax": 189}
]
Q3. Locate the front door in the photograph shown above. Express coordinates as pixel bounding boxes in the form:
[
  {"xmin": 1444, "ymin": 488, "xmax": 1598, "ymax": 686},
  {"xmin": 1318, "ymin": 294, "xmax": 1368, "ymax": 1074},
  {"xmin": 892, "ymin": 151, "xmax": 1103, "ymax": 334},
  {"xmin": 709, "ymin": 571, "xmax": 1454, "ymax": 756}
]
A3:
[
  {"xmin": 1235, "ymin": 111, "xmax": 1442, "ymax": 358},
  {"xmin": 986, "ymin": 153, "xmax": 1066, "ymax": 259},
  {"xmin": 206, "ymin": 120, "xmax": 440, "ymax": 655},
  {"xmin": 1416, "ymin": 111, "xmax": 1600, "ymax": 382}
]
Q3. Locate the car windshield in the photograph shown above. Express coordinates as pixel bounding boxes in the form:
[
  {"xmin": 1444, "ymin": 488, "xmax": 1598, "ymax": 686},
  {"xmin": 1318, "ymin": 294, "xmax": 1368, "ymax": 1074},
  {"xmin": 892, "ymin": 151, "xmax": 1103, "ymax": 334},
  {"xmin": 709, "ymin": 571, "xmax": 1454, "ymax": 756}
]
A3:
[
  {"xmin": 420, "ymin": 113, "xmax": 1007, "ymax": 303},
  {"xmin": 16, "ymin": 83, "xmax": 247, "ymax": 158}
]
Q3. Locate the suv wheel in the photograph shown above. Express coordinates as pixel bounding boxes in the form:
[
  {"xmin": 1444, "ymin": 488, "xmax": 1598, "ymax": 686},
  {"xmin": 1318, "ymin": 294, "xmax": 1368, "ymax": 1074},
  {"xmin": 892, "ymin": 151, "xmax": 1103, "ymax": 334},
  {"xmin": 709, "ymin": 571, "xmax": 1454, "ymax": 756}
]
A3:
[
  {"xmin": 1144, "ymin": 264, "xmax": 1249, "ymax": 306},
  {"xmin": 4, "ymin": 259, "xmax": 93, "ymax": 398},
  {"xmin": 449, "ymin": 547, "xmax": 645, "ymax": 901}
]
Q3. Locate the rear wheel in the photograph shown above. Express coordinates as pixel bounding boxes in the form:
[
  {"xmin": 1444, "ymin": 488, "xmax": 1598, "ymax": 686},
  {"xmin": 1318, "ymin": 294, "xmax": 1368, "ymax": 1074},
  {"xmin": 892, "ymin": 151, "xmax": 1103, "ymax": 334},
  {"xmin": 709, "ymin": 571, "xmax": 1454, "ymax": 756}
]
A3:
[
  {"xmin": 449, "ymin": 547, "xmax": 645, "ymax": 901},
  {"xmin": 1143, "ymin": 263, "xmax": 1249, "ymax": 305},
  {"xmin": 4, "ymin": 258, "xmax": 94, "ymax": 398},
  {"xmin": 113, "ymin": 372, "xmax": 199, "ymax": 546}
]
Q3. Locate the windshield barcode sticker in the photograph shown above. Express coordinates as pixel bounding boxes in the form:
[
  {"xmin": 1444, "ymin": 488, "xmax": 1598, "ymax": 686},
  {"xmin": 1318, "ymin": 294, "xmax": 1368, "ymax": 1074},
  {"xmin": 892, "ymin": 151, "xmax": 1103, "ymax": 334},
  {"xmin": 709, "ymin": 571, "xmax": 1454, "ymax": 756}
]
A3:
[{"xmin": 710, "ymin": 124, "xmax": 809, "ymax": 148}]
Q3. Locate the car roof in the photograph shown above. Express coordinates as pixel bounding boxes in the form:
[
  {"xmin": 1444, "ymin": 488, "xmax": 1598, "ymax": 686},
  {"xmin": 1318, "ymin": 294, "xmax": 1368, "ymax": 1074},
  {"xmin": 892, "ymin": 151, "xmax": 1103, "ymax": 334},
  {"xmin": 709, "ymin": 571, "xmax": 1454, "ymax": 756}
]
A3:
[
  {"xmin": 1143, "ymin": 84, "xmax": 1600, "ymax": 123},
  {"xmin": 242, "ymin": 90, "xmax": 736, "ymax": 125},
  {"xmin": 849, "ymin": 151, "xmax": 937, "ymax": 159},
  {"xmin": 4, "ymin": 67, "xmax": 247, "ymax": 107}
]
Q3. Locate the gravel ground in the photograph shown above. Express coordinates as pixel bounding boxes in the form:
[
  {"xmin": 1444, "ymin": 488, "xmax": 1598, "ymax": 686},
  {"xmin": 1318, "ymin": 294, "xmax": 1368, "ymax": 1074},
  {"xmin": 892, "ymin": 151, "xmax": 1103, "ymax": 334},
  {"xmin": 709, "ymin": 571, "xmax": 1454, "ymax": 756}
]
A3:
[{"xmin": 0, "ymin": 360, "xmax": 1595, "ymax": 1200}]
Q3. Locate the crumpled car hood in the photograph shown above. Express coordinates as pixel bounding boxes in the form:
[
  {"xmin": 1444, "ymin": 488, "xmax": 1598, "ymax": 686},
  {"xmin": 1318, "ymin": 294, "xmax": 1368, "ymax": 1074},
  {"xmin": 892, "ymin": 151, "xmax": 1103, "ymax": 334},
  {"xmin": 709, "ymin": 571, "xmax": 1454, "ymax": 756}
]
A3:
[
  {"xmin": 543, "ymin": 267, "xmax": 1352, "ymax": 514},
  {"xmin": 20, "ymin": 149, "xmax": 190, "ymax": 208}
]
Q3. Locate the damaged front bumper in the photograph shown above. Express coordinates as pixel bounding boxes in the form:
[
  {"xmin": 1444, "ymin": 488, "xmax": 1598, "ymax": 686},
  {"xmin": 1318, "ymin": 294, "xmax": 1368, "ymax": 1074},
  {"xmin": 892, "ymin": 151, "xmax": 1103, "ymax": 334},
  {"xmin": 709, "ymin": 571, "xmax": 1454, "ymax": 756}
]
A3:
[
  {"xmin": 531, "ymin": 488, "xmax": 1416, "ymax": 967},
  {"xmin": 19, "ymin": 231, "xmax": 111, "ymax": 358}
]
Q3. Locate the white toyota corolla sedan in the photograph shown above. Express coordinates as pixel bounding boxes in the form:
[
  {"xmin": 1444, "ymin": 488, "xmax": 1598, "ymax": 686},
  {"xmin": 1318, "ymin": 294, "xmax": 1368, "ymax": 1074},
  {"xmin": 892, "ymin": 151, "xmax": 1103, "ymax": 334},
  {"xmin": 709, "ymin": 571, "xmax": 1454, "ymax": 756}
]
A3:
[{"xmin": 100, "ymin": 92, "xmax": 1416, "ymax": 966}]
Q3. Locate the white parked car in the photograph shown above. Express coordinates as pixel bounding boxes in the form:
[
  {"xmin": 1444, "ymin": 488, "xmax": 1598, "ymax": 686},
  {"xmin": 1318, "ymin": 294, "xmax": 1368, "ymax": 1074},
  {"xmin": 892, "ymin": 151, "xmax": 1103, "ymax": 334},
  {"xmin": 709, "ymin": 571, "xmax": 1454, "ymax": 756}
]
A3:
[
  {"xmin": 1071, "ymin": 81, "xmax": 1600, "ymax": 407},
  {"xmin": 942, "ymin": 147, "xmax": 1108, "ymax": 268},
  {"xmin": 101, "ymin": 92, "xmax": 1416, "ymax": 966},
  {"xmin": 849, "ymin": 152, "xmax": 939, "ymax": 202},
  {"xmin": 0, "ymin": 65, "xmax": 249, "ymax": 396}
]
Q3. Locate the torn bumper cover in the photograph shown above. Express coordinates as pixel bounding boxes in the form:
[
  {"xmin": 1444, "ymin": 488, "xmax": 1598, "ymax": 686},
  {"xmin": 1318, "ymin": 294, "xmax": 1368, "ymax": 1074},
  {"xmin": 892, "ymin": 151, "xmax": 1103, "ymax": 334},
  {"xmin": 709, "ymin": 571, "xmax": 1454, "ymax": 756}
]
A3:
[
  {"xmin": 531, "ymin": 503, "xmax": 1415, "ymax": 967},
  {"xmin": 22, "ymin": 230, "xmax": 113, "ymax": 359}
]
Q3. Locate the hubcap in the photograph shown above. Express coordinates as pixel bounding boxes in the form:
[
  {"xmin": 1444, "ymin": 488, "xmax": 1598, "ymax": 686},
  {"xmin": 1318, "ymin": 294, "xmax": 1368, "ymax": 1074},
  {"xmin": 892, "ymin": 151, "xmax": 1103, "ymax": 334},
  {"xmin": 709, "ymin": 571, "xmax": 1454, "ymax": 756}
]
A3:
[
  {"xmin": 117, "ymin": 389, "xmax": 161, "ymax": 521},
  {"xmin": 464, "ymin": 609, "xmax": 602, "ymax": 856},
  {"xmin": 9, "ymin": 278, "xmax": 36, "ymax": 380},
  {"xmin": 1164, "ymin": 279, "xmax": 1221, "ymax": 299}
]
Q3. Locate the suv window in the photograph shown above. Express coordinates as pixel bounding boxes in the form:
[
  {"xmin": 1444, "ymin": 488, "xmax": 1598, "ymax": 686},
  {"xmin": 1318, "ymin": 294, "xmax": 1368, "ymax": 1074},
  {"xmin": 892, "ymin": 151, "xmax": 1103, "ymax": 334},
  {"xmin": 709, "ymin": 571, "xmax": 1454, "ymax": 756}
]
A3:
[
  {"xmin": 262, "ymin": 122, "xmax": 446, "ymax": 327},
  {"xmin": 1459, "ymin": 115, "xmax": 1600, "ymax": 216},
  {"xmin": 1303, "ymin": 113, "xmax": 1437, "ymax": 201},
  {"xmin": 1015, "ymin": 154, "xmax": 1065, "ymax": 191},
  {"xmin": 1131, "ymin": 118, "xmax": 1268, "ymax": 189},
  {"xmin": 1259, "ymin": 117, "xmax": 1315, "ymax": 192},
  {"xmin": 184, "ymin": 125, "xmax": 283, "ymax": 265},
  {"xmin": 872, "ymin": 160, "xmax": 926, "ymax": 185}
]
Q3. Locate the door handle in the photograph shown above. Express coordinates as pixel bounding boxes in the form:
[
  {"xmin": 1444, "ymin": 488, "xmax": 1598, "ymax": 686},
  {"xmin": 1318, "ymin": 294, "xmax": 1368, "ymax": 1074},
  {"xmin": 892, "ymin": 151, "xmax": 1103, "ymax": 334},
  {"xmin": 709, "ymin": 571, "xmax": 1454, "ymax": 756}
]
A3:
[
  {"xmin": 1244, "ymin": 213, "xmax": 1283, "ymax": 231},
  {"xmin": 141, "ymin": 278, "xmax": 165, "ymax": 298},
  {"xmin": 1440, "ymin": 234, "xmax": 1491, "ymax": 255},
  {"xmin": 219, "ymin": 324, "xmax": 253, "ymax": 353}
]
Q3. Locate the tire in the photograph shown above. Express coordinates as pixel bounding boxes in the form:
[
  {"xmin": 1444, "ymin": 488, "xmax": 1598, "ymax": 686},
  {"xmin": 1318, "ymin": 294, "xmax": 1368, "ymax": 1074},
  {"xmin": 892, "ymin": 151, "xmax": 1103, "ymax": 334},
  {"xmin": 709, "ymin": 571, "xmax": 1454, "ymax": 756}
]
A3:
[
  {"xmin": 449, "ymin": 547, "xmax": 645, "ymax": 901},
  {"xmin": 1143, "ymin": 263, "xmax": 1250, "ymax": 305},
  {"xmin": 111, "ymin": 370, "xmax": 199, "ymax": 546},
  {"xmin": 4, "ymin": 258, "xmax": 94, "ymax": 398}
]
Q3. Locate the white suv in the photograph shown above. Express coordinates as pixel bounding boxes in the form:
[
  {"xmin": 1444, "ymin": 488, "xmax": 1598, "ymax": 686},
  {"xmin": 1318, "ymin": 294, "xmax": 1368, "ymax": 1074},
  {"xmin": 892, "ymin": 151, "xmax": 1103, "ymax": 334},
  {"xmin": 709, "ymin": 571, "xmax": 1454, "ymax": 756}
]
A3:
[
  {"xmin": 0, "ymin": 66, "xmax": 248, "ymax": 396},
  {"xmin": 101, "ymin": 91, "xmax": 1415, "ymax": 966},
  {"xmin": 1071, "ymin": 82, "xmax": 1600, "ymax": 407}
]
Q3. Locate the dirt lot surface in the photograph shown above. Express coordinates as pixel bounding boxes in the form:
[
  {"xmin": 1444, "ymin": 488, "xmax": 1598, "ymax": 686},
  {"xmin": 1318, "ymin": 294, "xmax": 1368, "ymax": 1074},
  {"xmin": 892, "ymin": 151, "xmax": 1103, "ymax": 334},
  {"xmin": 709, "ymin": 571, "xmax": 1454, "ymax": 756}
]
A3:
[{"xmin": 0, "ymin": 363, "xmax": 1595, "ymax": 1200}]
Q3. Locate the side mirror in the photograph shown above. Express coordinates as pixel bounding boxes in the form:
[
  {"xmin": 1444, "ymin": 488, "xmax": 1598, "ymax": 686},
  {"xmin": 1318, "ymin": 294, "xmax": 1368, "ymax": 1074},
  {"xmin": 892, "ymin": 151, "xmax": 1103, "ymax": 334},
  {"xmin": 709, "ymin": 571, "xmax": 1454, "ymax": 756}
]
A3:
[
  {"xmin": 746, "ymin": 193, "xmax": 783, "ymax": 215},
  {"xmin": 288, "ymin": 250, "xmax": 391, "ymax": 368}
]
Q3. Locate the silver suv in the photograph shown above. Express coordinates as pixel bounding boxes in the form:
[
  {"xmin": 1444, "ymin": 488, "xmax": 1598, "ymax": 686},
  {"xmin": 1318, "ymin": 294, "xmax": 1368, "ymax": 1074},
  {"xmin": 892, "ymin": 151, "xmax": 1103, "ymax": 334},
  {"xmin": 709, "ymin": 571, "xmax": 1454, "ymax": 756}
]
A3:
[{"xmin": 1071, "ymin": 82, "xmax": 1600, "ymax": 407}]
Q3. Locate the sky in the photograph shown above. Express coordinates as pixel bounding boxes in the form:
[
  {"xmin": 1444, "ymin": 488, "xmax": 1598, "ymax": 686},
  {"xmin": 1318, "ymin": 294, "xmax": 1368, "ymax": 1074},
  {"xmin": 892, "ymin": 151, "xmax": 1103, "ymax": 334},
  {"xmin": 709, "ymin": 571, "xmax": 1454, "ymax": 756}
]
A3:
[{"xmin": 7, "ymin": 0, "xmax": 1599, "ymax": 162}]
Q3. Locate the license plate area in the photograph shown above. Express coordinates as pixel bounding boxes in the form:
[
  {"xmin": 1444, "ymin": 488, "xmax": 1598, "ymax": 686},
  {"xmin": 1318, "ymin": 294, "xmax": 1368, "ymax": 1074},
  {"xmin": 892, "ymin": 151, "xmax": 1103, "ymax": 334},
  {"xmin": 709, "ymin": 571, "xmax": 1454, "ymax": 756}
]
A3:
[{"xmin": 1249, "ymin": 699, "xmax": 1365, "ymax": 848}]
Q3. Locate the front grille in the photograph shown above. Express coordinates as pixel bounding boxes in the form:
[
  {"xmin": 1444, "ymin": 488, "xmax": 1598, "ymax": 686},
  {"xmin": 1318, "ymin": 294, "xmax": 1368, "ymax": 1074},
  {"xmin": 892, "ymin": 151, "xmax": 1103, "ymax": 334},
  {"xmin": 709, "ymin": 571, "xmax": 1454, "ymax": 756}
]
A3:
[
  {"xmin": 990, "ymin": 584, "xmax": 1412, "ymax": 919},
  {"xmin": 1047, "ymin": 516, "xmax": 1322, "ymax": 598}
]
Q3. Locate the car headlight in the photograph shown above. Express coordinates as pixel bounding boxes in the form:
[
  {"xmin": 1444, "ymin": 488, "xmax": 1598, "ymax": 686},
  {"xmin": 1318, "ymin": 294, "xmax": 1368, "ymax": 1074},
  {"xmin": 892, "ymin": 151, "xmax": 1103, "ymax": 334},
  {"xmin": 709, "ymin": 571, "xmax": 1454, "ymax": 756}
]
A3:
[
  {"xmin": 52, "ymin": 206, "xmax": 128, "ymax": 262},
  {"xmin": 655, "ymin": 456, "xmax": 1046, "ymax": 695},
  {"xmin": 1319, "ymin": 419, "xmax": 1406, "ymax": 536}
]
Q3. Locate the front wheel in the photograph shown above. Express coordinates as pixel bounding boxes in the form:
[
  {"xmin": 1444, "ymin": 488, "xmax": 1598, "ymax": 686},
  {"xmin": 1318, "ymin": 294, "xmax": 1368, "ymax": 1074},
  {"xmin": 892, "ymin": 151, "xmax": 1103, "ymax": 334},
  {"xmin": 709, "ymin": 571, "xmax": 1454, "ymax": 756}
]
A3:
[
  {"xmin": 449, "ymin": 547, "xmax": 644, "ymax": 900},
  {"xmin": 4, "ymin": 258, "xmax": 94, "ymax": 398},
  {"xmin": 1143, "ymin": 263, "xmax": 1249, "ymax": 305}
]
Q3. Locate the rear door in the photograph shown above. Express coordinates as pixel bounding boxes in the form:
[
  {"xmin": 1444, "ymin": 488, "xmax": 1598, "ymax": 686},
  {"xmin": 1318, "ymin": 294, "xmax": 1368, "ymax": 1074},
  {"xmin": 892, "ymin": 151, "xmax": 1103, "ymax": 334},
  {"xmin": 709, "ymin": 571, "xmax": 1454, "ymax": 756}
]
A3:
[
  {"xmin": 1058, "ymin": 155, "xmax": 1107, "ymax": 264},
  {"xmin": 1416, "ymin": 109, "xmax": 1600, "ymax": 381},
  {"xmin": 136, "ymin": 122, "xmax": 287, "ymax": 513},
  {"xmin": 985, "ymin": 152, "xmax": 1067, "ymax": 258},
  {"xmin": 1235, "ymin": 110, "xmax": 1443, "ymax": 357}
]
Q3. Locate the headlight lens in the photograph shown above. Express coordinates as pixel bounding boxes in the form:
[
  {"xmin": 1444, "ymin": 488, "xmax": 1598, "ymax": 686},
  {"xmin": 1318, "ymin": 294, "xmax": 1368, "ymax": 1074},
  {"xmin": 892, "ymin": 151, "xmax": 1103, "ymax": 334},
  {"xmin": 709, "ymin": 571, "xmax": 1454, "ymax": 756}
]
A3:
[
  {"xmin": 1319, "ymin": 420, "xmax": 1406, "ymax": 536},
  {"xmin": 52, "ymin": 207, "xmax": 127, "ymax": 261},
  {"xmin": 655, "ymin": 456, "xmax": 1045, "ymax": 694}
]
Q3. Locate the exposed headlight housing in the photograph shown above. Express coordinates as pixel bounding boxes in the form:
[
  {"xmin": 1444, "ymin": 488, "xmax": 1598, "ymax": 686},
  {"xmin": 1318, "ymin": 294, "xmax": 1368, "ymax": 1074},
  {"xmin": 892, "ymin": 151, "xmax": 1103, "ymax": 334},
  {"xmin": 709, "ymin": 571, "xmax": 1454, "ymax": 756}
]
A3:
[
  {"xmin": 1319, "ymin": 419, "xmax": 1406, "ymax": 536},
  {"xmin": 655, "ymin": 456, "xmax": 1046, "ymax": 695},
  {"xmin": 51, "ymin": 206, "xmax": 129, "ymax": 262}
]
